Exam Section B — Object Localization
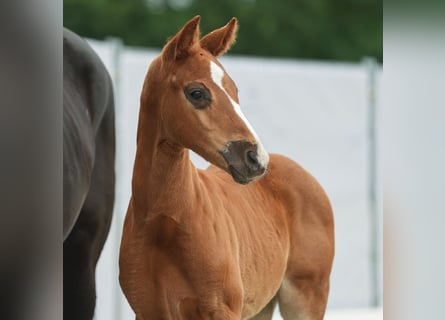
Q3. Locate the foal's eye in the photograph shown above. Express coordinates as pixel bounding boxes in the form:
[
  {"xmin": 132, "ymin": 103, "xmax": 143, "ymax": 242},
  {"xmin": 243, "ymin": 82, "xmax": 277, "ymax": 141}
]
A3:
[
  {"xmin": 190, "ymin": 90, "xmax": 203, "ymax": 100},
  {"xmin": 184, "ymin": 82, "xmax": 211, "ymax": 109}
]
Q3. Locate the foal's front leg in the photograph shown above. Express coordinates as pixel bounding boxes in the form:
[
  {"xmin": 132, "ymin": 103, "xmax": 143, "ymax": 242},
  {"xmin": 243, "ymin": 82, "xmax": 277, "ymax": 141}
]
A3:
[
  {"xmin": 179, "ymin": 298, "xmax": 243, "ymax": 320},
  {"xmin": 178, "ymin": 287, "xmax": 244, "ymax": 320}
]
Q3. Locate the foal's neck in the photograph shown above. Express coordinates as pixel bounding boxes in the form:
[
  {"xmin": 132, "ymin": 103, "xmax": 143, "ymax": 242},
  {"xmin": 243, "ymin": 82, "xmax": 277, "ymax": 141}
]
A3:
[{"xmin": 131, "ymin": 107, "xmax": 199, "ymax": 222}]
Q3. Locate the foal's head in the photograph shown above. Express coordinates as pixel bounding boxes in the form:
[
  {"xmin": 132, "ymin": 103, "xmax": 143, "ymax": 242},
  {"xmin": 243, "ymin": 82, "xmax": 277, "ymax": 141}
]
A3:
[{"xmin": 142, "ymin": 16, "xmax": 269, "ymax": 184}]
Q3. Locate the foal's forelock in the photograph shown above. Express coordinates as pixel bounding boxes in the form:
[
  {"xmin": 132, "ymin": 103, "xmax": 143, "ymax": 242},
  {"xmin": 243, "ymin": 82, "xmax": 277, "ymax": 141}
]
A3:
[{"xmin": 209, "ymin": 61, "xmax": 269, "ymax": 169}]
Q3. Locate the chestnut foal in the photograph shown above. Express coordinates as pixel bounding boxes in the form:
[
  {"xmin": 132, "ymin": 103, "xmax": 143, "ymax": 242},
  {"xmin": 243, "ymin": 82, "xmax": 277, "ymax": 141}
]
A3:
[{"xmin": 119, "ymin": 16, "xmax": 334, "ymax": 320}]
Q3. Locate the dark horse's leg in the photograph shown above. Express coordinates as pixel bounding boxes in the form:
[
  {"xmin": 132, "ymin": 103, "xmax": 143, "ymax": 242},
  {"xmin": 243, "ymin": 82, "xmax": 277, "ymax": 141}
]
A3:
[{"xmin": 63, "ymin": 104, "xmax": 115, "ymax": 320}]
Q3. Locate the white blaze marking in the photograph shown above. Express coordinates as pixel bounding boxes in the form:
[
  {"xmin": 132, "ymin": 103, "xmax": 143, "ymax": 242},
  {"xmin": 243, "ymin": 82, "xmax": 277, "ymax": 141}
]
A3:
[{"xmin": 210, "ymin": 61, "xmax": 269, "ymax": 168}]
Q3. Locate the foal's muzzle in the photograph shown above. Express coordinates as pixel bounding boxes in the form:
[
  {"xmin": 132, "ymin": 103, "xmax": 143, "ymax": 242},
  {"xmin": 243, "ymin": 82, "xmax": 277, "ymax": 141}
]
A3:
[{"xmin": 220, "ymin": 140, "xmax": 268, "ymax": 184}]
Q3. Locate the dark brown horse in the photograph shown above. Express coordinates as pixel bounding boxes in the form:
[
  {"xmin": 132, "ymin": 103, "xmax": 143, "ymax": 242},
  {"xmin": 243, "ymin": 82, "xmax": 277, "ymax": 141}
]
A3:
[
  {"xmin": 120, "ymin": 17, "xmax": 334, "ymax": 320},
  {"xmin": 63, "ymin": 28, "xmax": 115, "ymax": 320}
]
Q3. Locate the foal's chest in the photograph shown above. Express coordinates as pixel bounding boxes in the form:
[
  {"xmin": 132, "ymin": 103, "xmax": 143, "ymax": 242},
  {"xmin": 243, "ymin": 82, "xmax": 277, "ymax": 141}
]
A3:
[{"xmin": 122, "ymin": 205, "xmax": 289, "ymax": 319}]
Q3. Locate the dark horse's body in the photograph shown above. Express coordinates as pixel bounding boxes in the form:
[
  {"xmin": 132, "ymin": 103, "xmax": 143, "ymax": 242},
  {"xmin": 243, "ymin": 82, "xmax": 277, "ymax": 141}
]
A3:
[{"xmin": 63, "ymin": 28, "xmax": 115, "ymax": 320}]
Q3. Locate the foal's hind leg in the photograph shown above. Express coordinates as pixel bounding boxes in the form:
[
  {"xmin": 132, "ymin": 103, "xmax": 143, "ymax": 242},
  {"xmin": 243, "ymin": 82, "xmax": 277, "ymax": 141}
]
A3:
[
  {"xmin": 277, "ymin": 209, "xmax": 333, "ymax": 319},
  {"xmin": 277, "ymin": 224, "xmax": 333, "ymax": 320},
  {"xmin": 277, "ymin": 277, "xmax": 330, "ymax": 320},
  {"xmin": 275, "ymin": 160, "xmax": 334, "ymax": 319}
]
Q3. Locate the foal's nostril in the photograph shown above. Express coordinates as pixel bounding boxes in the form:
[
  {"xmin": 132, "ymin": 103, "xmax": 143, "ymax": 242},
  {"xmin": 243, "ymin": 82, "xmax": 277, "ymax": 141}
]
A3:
[
  {"xmin": 221, "ymin": 141, "xmax": 267, "ymax": 183},
  {"xmin": 246, "ymin": 150, "xmax": 259, "ymax": 170}
]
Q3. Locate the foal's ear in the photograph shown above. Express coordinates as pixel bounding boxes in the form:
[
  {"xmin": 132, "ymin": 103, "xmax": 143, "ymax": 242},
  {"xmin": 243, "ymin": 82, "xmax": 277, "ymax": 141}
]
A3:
[
  {"xmin": 162, "ymin": 16, "xmax": 201, "ymax": 62},
  {"xmin": 200, "ymin": 17, "xmax": 238, "ymax": 57}
]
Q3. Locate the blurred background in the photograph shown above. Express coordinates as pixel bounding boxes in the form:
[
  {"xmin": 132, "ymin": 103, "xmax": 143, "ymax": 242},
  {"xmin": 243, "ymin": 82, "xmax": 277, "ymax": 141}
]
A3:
[
  {"xmin": 64, "ymin": 0, "xmax": 381, "ymax": 63},
  {"xmin": 64, "ymin": 1, "xmax": 382, "ymax": 319}
]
